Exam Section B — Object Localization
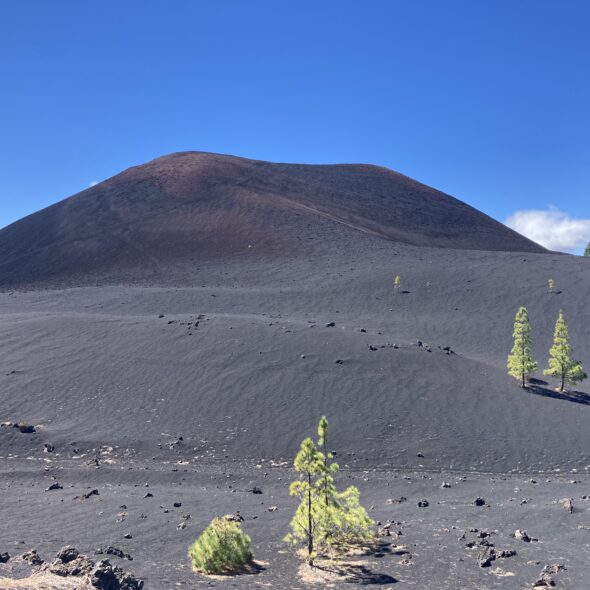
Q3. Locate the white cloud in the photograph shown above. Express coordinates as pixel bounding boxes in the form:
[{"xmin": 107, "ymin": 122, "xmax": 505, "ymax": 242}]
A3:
[
  {"xmin": 89, "ymin": 180, "xmax": 99, "ymax": 187},
  {"xmin": 505, "ymin": 207, "xmax": 590, "ymax": 254}
]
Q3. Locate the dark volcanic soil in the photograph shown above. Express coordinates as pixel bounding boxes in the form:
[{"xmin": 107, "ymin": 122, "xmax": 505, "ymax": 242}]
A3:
[
  {"xmin": 1, "ymin": 153, "xmax": 589, "ymax": 588},
  {"xmin": 0, "ymin": 459, "xmax": 588, "ymax": 589},
  {"xmin": 1, "ymin": 241, "xmax": 589, "ymax": 474}
]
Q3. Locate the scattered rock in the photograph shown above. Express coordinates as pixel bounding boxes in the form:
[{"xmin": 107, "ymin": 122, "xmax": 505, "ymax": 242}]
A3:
[
  {"xmin": 45, "ymin": 482, "xmax": 63, "ymax": 492},
  {"xmin": 250, "ymin": 487, "xmax": 263, "ymax": 494},
  {"xmin": 21, "ymin": 549, "xmax": 43, "ymax": 565},
  {"xmin": 533, "ymin": 574, "xmax": 555, "ymax": 587},
  {"xmin": 91, "ymin": 559, "xmax": 143, "ymax": 589},
  {"xmin": 44, "ymin": 443, "xmax": 55, "ymax": 453},
  {"xmin": 0, "ymin": 552, "xmax": 9, "ymax": 563},
  {"xmin": 226, "ymin": 512, "xmax": 244, "ymax": 522},
  {"xmin": 49, "ymin": 546, "xmax": 94, "ymax": 577},
  {"xmin": 173, "ymin": 501, "xmax": 182, "ymax": 507},
  {"xmin": 417, "ymin": 499, "xmax": 429, "ymax": 508},
  {"xmin": 143, "ymin": 492, "xmax": 153, "ymax": 498},
  {"xmin": 95, "ymin": 546, "xmax": 132, "ymax": 560},
  {"xmin": 386, "ymin": 497, "xmax": 407, "ymax": 504},
  {"xmin": 441, "ymin": 482, "xmax": 451, "ymax": 488},
  {"xmin": 123, "ymin": 534, "xmax": 133, "ymax": 540},
  {"xmin": 377, "ymin": 522, "xmax": 401, "ymax": 538},
  {"xmin": 513, "ymin": 529, "xmax": 535, "ymax": 542},
  {"xmin": 325, "ymin": 322, "xmax": 336, "ymax": 328},
  {"xmin": 74, "ymin": 488, "xmax": 100, "ymax": 500},
  {"xmin": 55, "ymin": 546, "xmax": 79, "ymax": 564},
  {"xmin": 542, "ymin": 564, "xmax": 566, "ymax": 575},
  {"xmin": 177, "ymin": 521, "xmax": 187, "ymax": 530},
  {"xmin": 478, "ymin": 547, "xmax": 496, "ymax": 567},
  {"xmin": 474, "ymin": 497, "xmax": 486, "ymax": 506},
  {"xmin": 13, "ymin": 423, "xmax": 36, "ymax": 434}
]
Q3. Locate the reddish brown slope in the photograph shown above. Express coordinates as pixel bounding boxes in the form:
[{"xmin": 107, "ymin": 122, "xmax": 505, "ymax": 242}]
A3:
[{"xmin": 0, "ymin": 152, "xmax": 545, "ymax": 286}]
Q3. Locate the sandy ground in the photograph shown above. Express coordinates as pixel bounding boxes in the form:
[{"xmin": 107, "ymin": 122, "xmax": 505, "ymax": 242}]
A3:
[
  {"xmin": 1, "ymin": 211, "xmax": 590, "ymax": 587},
  {"xmin": 1, "ymin": 459, "xmax": 589, "ymax": 588}
]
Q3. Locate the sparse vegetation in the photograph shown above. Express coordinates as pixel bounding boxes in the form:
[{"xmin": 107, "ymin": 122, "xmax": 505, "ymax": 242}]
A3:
[
  {"xmin": 585, "ymin": 242, "xmax": 590, "ymax": 257},
  {"xmin": 507, "ymin": 307, "xmax": 537, "ymax": 388},
  {"xmin": 188, "ymin": 516, "xmax": 253, "ymax": 575},
  {"xmin": 393, "ymin": 275, "xmax": 401, "ymax": 293},
  {"xmin": 548, "ymin": 277, "xmax": 555, "ymax": 292},
  {"xmin": 544, "ymin": 310, "xmax": 587, "ymax": 392},
  {"xmin": 285, "ymin": 437, "xmax": 323, "ymax": 563},
  {"xmin": 285, "ymin": 418, "xmax": 373, "ymax": 564}
]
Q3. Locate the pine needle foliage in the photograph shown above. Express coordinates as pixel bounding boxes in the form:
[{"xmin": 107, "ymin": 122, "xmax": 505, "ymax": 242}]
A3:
[
  {"xmin": 544, "ymin": 310, "xmax": 587, "ymax": 392},
  {"xmin": 188, "ymin": 516, "xmax": 253, "ymax": 574},
  {"xmin": 507, "ymin": 307, "xmax": 537, "ymax": 387},
  {"xmin": 317, "ymin": 416, "xmax": 339, "ymax": 508},
  {"xmin": 320, "ymin": 486, "xmax": 374, "ymax": 553},
  {"xmin": 393, "ymin": 275, "xmax": 401, "ymax": 292},
  {"xmin": 285, "ymin": 418, "xmax": 374, "ymax": 563},
  {"xmin": 585, "ymin": 242, "xmax": 590, "ymax": 257}
]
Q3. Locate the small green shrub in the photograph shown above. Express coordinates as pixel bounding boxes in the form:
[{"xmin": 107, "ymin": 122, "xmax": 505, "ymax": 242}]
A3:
[{"xmin": 188, "ymin": 516, "xmax": 253, "ymax": 574}]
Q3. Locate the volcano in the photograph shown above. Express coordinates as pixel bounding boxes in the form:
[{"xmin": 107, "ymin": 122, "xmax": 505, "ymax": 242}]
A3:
[{"xmin": 0, "ymin": 152, "xmax": 544, "ymax": 287}]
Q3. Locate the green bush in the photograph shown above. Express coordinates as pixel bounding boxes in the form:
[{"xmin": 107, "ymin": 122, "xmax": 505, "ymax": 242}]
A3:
[{"xmin": 188, "ymin": 516, "xmax": 253, "ymax": 574}]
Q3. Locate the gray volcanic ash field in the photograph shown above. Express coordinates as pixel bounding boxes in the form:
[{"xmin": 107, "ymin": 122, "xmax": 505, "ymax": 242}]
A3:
[{"xmin": 1, "ymin": 152, "xmax": 589, "ymax": 588}]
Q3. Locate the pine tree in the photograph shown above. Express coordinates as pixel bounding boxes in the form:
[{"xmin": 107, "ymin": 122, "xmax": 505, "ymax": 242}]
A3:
[
  {"xmin": 585, "ymin": 242, "xmax": 590, "ymax": 257},
  {"xmin": 548, "ymin": 278, "xmax": 555, "ymax": 292},
  {"xmin": 284, "ymin": 437, "xmax": 324, "ymax": 563},
  {"xmin": 544, "ymin": 310, "xmax": 587, "ymax": 392},
  {"xmin": 507, "ymin": 307, "xmax": 537, "ymax": 387},
  {"xmin": 286, "ymin": 420, "xmax": 374, "ymax": 563},
  {"xmin": 393, "ymin": 275, "xmax": 401, "ymax": 293}
]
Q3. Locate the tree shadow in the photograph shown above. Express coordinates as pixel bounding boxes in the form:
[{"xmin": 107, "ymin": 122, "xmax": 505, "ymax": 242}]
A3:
[
  {"xmin": 526, "ymin": 379, "xmax": 590, "ymax": 406},
  {"xmin": 204, "ymin": 561, "xmax": 266, "ymax": 577},
  {"xmin": 358, "ymin": 539, "xmax": 409, "ymax": 558},
  {"xmin": 314, "ymin": 562, "xmax": 398, "ymax": 585}
]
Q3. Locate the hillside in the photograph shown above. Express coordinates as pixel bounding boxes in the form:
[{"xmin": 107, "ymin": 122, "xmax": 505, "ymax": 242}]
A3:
[{"xmin": 0, "ymin": 152, "xmax": 544, "ymax": 287}]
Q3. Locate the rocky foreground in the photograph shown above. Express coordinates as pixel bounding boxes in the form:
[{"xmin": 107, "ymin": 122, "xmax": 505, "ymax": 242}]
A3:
[
  {"xmin": 0, "ymin": 545, "xmax": 142, "ymax": 589},
  {"xmin": 1, "ymin": 453, "xmax": 588, "ymax": 589}
]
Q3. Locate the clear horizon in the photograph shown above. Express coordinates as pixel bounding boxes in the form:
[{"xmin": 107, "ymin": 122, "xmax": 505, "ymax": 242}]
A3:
[{"xmin": 1, "ymin": 0, "xmax": 590, "ymax": 253}]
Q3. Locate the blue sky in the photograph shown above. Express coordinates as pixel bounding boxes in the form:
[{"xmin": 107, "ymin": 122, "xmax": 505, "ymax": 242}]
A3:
[{"xmin": 1, "ymin": 0, "xmax": 590, "ymax": 252}]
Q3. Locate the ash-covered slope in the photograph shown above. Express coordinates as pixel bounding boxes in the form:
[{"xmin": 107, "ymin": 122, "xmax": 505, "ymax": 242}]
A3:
[
  {"xmin": 1, "ymin": 242, "xmax": 589, "ymax": 474},
  {"xmin": 0, "ymin": 152, "xmax": 543, "ymax": 286}
]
